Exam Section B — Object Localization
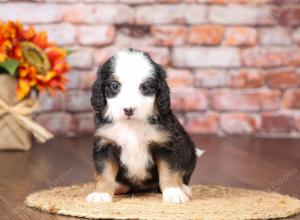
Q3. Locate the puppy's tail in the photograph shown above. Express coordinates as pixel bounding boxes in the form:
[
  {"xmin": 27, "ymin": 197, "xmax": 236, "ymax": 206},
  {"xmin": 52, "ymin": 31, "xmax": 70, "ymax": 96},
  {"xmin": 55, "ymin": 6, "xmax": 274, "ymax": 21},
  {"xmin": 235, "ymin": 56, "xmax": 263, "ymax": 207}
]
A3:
[{"xmin": 195, "ymin": 148, "xmax": 205, "ymax": 158}]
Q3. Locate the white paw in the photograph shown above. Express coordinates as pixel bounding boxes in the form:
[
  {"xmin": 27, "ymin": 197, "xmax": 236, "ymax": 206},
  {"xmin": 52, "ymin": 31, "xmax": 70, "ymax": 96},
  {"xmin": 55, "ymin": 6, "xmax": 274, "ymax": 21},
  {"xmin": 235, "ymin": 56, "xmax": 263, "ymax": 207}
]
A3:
[
  {"xmin": 182, "ymin": 184, "xmax": 192, "ymax": 199},
  {"xmin": 85, "ymin": 192, "xmax": 112, "ymax": 203},
  {"xmin": 162, "ymin": 187, "xmax": 189, "ymax": 203}
]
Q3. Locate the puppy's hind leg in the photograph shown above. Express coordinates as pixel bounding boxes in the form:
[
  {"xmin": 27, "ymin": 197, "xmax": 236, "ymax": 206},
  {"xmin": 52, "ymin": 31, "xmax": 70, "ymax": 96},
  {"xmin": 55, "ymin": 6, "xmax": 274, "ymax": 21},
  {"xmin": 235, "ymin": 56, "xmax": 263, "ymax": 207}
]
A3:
[{"xmin": 114, "ymin": 182, "xmax": 131, "ymax": 195}]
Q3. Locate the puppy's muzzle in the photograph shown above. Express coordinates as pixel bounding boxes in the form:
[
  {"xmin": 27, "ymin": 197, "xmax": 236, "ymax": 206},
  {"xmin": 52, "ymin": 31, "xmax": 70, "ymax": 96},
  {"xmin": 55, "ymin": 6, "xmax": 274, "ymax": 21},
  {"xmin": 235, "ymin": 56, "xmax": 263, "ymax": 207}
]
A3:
[{"xmin": 123, "ymin": 108, "xmax": 135, "ymax": 117}]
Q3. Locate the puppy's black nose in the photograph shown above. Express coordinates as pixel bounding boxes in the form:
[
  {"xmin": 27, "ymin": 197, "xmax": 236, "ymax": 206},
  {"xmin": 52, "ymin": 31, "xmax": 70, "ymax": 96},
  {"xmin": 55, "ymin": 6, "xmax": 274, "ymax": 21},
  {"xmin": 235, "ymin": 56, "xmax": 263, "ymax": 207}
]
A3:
[{"xmin": 124, "ymin": 108, "xmax": 134, "ymax": 117}]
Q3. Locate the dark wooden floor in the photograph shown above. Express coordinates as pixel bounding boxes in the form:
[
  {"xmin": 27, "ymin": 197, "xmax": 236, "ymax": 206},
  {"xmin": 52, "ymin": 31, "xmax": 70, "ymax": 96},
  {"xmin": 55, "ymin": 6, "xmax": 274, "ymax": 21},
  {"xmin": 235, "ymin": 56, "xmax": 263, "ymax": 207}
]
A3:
[{"xmin": 0, "ymin": 135, "xmax": 299, "ymax": 220}]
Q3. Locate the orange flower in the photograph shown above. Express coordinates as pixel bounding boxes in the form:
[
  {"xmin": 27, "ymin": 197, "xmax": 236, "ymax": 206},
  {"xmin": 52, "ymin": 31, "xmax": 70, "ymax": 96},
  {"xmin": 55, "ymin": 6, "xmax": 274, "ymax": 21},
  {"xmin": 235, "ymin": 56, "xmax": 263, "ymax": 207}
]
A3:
[
  {"xmin": 15, "ymin": 21, "xmax": 35, "ymax": 41},
  {"xmin": 0, "ymin": 20, "xmax": 70, "ymax": 100},
  {"xmin": 32, "ymin": 31, "xmax": 52, "ymax": 49}
]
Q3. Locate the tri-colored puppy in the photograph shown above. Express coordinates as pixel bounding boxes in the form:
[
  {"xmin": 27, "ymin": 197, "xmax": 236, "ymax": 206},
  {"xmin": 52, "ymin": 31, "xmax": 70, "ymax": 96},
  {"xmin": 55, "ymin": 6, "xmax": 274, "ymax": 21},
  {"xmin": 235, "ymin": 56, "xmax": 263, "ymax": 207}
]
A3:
[{"xmin": 86, "ymin": 48, "xmax": 203, "ymax": 204}]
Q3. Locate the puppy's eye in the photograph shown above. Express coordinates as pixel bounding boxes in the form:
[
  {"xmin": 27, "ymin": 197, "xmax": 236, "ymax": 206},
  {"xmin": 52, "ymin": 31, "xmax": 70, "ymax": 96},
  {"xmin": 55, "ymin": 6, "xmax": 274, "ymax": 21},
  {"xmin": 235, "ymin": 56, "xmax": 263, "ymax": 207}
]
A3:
[
  {"xmin": 141, "ymin": 83, "xmax": 151, "ymax": 93},
  {"xmin": 111, "ymin": 81, "xmax": 120, "ymax": 92}
]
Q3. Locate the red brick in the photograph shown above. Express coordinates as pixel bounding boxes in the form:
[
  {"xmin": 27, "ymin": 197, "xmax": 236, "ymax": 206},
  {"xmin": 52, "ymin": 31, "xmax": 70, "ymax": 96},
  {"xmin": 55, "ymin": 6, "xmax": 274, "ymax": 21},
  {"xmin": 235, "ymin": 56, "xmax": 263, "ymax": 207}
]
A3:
[
  {"xmin": 295, "ymin": 115, "xmax": 300, "ymax": 132},
  {"xmin": 114, "ymin": 33, "xmax": 154, "ymax": 49},
  {"xmin": 266, "ymin": 71, "xmax": 300, "ymax": 89},
  {"xmin": 229, "ymin": 70, "xmax": 264, "ymax": 88},
  {"xmin": 86, "ymin": 0, "xmax": 118, "ymax": 2},
  {"xmin": 158, "ymin": 0, "xmax": 183, "ymax": 2},
  {"xmin": 151, "ymin": 26, "xmax": 187, "ymax": 46},
  {"xmin": 118, "ymin": 24, "xmax": 151, "ymax": 38},
  {"xmin": 65, "ymin": 90, "xmax": 93, "ymax": 112},
  {"xmin": 46, "ymin": 0, "xmax": 77, "ymax": 2},
  {"xmin": 172, "ymin": 47, "xmax": 241, "ymax": 68},
  {"xmin": 94, "ymin": 46, "xmax": 123, "ymax": 65},
  {"xmin": 37, "ymin": 93, "xmax": 65, "ymax": 112},
  {"xmin": 261, "ymin": 113, "xmax": 294, "ymax": 133},
  {"xmin": 271, "ymin": 0, "xmax": 300, "ymax": 4},
  {"xmin": 35, "ymin": 113, "xmax": 74, "ymax": 135},
  {"xmin": 185, "ymin": 113, "xmax": 218, "ymax": 134},
  {"xmin": 77, "ymin": 25, "xmax": 116, "ymax": 46},
  {"xmin": 259, "ymin": 27, "xmax": 291, "ymax": 46},
  {"xmin": 272, "ymin": 7, "xmax": 300, "ymax": 26},
  {"xmin": 195, "ymin": 69, "xmax": 228, "ymax": 88},
  {"xmin": 67, "ymin": 71, "xmax": 82, "ymax": 89},
  {"xmin": 260, "ymin": 90, "xmax": 282, "ymax": 110},
  {"xmin": 94, "ymin": 46, "xmax": 170, "ymax": 66},
  {"xmin": 208, "ymin": 5, "xmax": 275, "ymax": 25},
  {"xmin": 211, "ymin": 91, "xmax": 261, "ymax": 111},
  {"xmin": 122, "ymin": 0, "xmax": 188, "ymax": 3},
  {"xmin": 211, "ymin": 90, "xmax": 281, "ymax": 111},
  {"xmin": 67, "ymin": 70, "xmax": 97, "ymax": 90},
  {"xmin": 292, "ymin": 28, "xmax": 300, "ymax": 45},
  {"xmin": 242, "ymin": 48, "xmax": 289, "ymax": 68},
  {"xmin": 167, "ymin": 68, "xmax": 193, "ymax": 89},
  {"xmin": 283, "ymin": 89, "xmax": 300, "ymax": 109},
  {"xmin": 188, "ymin": 25, "xmax": 224, "ymax": 45},
  {"xmin": 63, "ymin": 4, "xmax": 133, "ymax": 24},
  {"xmin": 79, "ymin": 71, "xmax": 97, "ymax": 90},
  {"xmin": 120, "ymin": 0, "xmax": 156, "ymax": 3},
  {"xmin": 0, "ymin": 3, "xmax": 64, "ymax": 24},
  {"xmin": 220, "ymin": 113, "xmax": 258, "ymax": 135},
  {"xmin": 171, "ymin": 88, "xmax": 207, "ymax": 111},
  {"xmin": 135, "ymin": 4, "xmax": 207, "ymax": 24},
  {"xmin": 208, "ymin": 0, "xmax": 267, "ymax": 2},
  {"xmin": 36, "ymin": 24, "xmax": 76, "ymax": 45},
  {"xmin": 138, "ymin": 47, "xmax": 170, "ymax": 66},
  {"xmin": 175, "ymin": 113, "xmax": 185, "ymax": 125},
  {"xmin": 224, "ymin": 27, "xmax": 257, "ymax": 46},
  {"xmin": 288, "ymin": 49, "xmax": 300, "ymax": 66},
  {"xmin": 73, "ymin": 113, "xmax": 95, "ymax": 135},
  {"xmin": 67, "ymin": 49, "xmax": 94, "ymax": 69}
]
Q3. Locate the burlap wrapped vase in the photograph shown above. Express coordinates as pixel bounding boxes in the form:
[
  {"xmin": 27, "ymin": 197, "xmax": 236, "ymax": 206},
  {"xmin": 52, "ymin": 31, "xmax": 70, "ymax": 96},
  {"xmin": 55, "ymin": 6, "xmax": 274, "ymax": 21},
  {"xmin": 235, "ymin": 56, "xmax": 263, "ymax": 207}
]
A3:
[{"xmin": 0, "ymin": 75, "xmax": 53, "ymax": 151}]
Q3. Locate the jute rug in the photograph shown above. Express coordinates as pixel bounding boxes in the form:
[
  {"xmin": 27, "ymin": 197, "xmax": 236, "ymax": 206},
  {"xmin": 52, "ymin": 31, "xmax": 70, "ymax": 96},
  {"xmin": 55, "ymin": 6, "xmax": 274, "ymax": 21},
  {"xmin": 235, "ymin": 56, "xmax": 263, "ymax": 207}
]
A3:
[{"xmin": 25, "ymin": 183, "xmax": 300, "ymax": 220}]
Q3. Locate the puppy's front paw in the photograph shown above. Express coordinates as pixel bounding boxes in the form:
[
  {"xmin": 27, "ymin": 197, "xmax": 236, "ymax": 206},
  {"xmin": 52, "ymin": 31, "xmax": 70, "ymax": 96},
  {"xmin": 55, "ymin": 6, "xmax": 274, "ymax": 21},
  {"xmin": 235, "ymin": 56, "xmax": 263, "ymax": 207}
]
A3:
[
  {"xmin": 182, "ymin": 184, "xmax": 192, "ymax": 199},
  {"xmin": 162, "ymin": 187, "xmax": 189, "ymax": 203},
  {"xmin": 85, "ymin": 192, "xmax": 112, "ymax": 203}
]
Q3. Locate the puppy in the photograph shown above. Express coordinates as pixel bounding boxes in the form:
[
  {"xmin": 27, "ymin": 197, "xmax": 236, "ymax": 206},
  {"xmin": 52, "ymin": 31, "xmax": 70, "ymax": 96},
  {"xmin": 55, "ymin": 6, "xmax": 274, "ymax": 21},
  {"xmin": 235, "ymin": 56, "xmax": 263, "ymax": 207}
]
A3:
[{"xmin": 86, "ymin": 48, "xmax": 202, "ymax": 204}]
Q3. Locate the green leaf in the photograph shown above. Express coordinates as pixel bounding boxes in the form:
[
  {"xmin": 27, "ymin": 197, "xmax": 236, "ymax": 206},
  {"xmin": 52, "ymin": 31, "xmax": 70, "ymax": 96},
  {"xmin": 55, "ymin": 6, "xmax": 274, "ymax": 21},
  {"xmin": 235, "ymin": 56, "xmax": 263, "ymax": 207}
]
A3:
[
  {"xmin": 65, "ymin": 48, "xmax": 75, "ymax": 55},
  {"xmin": 0, "ymin": 59, "xmax": 20, "ymax": 76}
]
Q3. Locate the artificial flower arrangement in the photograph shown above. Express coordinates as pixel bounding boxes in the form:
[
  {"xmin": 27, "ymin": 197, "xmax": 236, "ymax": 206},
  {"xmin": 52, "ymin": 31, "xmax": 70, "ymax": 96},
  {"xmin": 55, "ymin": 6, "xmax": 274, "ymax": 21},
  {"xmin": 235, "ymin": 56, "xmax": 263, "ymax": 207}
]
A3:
[{"xmin": 0, "ymin": 20, "xmax": 71, "ymax": 150}]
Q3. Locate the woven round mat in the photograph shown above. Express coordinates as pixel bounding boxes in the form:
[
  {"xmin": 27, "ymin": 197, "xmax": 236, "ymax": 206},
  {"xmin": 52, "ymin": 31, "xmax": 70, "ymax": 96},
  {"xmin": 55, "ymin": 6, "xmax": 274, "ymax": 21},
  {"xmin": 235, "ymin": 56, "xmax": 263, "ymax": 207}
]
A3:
[{"xmin": 25, "ymin": 183, "xmax": 300, "ymax": 220}]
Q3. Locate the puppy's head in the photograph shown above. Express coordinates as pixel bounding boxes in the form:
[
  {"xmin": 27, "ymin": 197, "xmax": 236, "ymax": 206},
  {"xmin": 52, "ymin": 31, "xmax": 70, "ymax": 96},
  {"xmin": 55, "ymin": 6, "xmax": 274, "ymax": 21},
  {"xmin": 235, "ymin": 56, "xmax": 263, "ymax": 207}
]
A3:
[{"xmin": 91, "ymin": 48, "xmax": 170, "ymax": 121}]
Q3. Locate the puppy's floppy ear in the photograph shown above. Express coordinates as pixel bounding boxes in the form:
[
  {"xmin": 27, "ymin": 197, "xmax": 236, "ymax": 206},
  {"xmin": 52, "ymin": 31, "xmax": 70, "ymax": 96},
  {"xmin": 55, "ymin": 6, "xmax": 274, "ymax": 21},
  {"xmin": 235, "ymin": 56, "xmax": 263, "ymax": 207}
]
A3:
[
  {"xmin": 91, "ymin": 67, "xmax": 106, "ymax": 112},
  {"xmin": 155, "ymin": 63, "xmax": 171, "ymax": 114}
]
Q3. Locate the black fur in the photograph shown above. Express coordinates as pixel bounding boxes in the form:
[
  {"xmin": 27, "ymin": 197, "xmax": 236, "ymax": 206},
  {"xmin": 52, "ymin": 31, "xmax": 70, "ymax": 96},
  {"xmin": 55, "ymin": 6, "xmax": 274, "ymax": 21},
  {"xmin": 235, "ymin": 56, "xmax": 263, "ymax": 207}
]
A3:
[
  {"xmin": 153, "ymin": 63, "xmax": 171, "ymax": 115},
  {"xmin": 91, "ymin": 48, "xmax": 197, "ymax": 193}
]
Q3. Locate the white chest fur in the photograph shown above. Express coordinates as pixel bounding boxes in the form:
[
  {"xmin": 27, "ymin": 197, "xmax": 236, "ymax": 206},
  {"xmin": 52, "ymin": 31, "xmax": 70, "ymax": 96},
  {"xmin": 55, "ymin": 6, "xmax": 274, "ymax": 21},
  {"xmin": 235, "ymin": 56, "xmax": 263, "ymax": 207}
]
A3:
[{"xmin": 96, "ymin": 120, "xmax": 169, "ymax": 182}]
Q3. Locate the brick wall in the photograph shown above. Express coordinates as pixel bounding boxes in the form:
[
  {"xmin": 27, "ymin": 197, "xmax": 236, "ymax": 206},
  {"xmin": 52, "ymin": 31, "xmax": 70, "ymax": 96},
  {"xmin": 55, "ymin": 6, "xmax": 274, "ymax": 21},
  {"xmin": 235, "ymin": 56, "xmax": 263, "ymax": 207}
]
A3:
[{"xmin": 2, "ymin": 0, "xmax": 300, "ymax": 137}]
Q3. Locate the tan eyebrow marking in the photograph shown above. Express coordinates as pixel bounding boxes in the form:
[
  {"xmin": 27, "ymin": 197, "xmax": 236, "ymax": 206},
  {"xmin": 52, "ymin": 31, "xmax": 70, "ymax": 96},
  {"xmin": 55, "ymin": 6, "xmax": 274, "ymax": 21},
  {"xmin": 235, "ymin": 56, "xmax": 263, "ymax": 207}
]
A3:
[{"xmin": 112, "ymin": 74, "xmax": 120, "ymax": 82}]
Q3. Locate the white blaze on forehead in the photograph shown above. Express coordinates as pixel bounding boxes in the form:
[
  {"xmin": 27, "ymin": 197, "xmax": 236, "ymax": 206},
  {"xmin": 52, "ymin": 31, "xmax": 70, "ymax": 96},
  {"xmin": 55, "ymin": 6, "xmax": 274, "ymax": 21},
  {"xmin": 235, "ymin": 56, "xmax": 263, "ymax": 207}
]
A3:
[
  {"xmin": 114, "ymin": 51, "xmax": 154, "ymax": 83},
  {"xmin": 104, "ymin": 50, "xmax": 156, "ymax": 121}
]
